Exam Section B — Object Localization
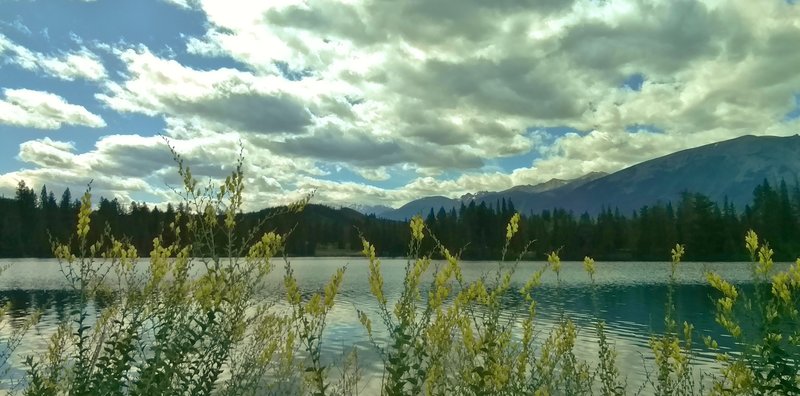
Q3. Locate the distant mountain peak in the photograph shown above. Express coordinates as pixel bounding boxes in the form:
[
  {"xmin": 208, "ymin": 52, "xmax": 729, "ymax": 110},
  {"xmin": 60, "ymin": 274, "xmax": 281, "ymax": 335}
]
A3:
[
  {"xmin": 339, "ymin": 203, "xmax": 394, "ymax": 216},
  {"xmin": 460, "ymin": 191, "xmax": 491, "ymax": 201},
  {"xmin": 380, "ymin": 135, "xmax": 800, "ymax": 221},
  {"xmin": 503, "ymin": 171, "xmax": 608, "ymax": 194},
  {"xmin": 505, "ymin": 179, "xmax": 568, "ymax": 194},
  {"xmin": 580, "ymin": 171, "xmax": 609, "ymax": 179}
]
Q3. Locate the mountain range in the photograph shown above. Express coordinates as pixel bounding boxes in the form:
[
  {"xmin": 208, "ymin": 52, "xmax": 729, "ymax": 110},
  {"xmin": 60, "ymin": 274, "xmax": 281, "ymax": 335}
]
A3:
[{"xmin": 379, "ymin": 135, "xmax": 800, "ymax": 221}]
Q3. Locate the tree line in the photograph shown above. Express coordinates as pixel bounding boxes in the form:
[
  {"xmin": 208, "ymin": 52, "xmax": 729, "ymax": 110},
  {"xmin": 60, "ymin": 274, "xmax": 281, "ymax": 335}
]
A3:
[{"xmin": 1, "ymin": 179, "xmax": 799, "ymax": 261}]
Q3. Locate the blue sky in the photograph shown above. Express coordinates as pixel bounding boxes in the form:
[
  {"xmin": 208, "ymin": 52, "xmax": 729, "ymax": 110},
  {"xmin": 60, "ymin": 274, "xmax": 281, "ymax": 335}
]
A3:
[{"xmin": 1, "ymin": 0, "xmax": 799, "ymax": 209}]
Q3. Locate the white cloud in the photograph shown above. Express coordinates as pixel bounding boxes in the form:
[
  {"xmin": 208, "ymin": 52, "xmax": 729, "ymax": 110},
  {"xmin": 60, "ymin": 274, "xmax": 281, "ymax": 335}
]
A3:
[
  {"xmin": 18, "ymin": 137, "xmax": 77, "ymax": 168},
  {"xmin": 37, "ymin": 49, "xmax": 108, "ymax": 81},
  {"xmin": 0, "ymin": 33, "xmax": 107, "ymax": 81},
  {"xmin": 184, "ymin": 36, "xmax": 225, "ymax": 57},
  {"xmin": 98, "ymin": 47, "xmax": 314, "ymax": 134},
  {"xmin": 1, "ymin": 127, "xmax": 332, "ymax": 210},
  {"xmin": 162, "ymin": 0, "xmax": 198, "ymax": 9},
  {"xmin": 0, "ymin": 89, "xmax": 106, "ymax": 129},
  {"xmin": 3, "ymin": 0, "xmax": 800, "ymax": 210},
  {"xmin": 353, "ymin": 166, "xmax": 390, "ymax": 182}
]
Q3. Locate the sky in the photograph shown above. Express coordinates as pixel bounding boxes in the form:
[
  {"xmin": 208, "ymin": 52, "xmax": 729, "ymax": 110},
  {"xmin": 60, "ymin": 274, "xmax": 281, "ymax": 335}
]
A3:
[{"xmin": 1, "ymin": 0, "xmax": 799, "ymax": 211}]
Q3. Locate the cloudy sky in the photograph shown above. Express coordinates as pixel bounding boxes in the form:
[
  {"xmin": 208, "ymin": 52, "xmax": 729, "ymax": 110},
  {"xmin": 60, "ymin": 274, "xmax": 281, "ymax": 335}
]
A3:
[{"xmin": 1, "ymin": 0, "xmax": 799, "ymax": 210}]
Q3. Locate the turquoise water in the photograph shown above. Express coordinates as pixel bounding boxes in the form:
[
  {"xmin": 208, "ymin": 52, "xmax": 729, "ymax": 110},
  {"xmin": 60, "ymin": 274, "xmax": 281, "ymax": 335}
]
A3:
[{"xmin": 0, "ymin": 258, "xmax": 783, "ymax": 392}]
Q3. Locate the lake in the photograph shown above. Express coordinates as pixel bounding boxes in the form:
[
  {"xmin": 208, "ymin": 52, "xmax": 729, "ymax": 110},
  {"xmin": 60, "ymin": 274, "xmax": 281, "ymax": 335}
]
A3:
[{"xmin": 0, "ymin": 258, "xmax": 784, "ymax": 393}]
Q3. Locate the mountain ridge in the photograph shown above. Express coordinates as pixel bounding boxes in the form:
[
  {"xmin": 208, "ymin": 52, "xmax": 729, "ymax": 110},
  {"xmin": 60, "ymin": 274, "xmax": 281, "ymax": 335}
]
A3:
[{"xmin": 380, "ymin": 134, "xmax": 800, "ymax": 220}]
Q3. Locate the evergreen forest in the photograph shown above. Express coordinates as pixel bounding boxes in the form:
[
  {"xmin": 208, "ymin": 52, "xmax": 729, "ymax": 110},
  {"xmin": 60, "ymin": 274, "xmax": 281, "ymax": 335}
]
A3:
[{"xmin": 2, "ymin": 178, "xmax": 800, "ymax": 261}]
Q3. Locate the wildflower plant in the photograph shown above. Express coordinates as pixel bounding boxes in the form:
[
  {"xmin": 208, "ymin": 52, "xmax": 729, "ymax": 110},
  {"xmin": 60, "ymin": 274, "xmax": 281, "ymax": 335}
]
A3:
[
  {"xmin": 451, "ymin": 212, "xmax": 539, "ymax": 395},
  {"xmin": 583, "ymin": 256, "xmax": 626, "ymax": 396},
  {"xmin": 358, "ymin": 215, "xmax": 451, "ymax": 395},
  {"xmin": 705, "ymin": 230, "xmax": 800, "ymax": 395},
  {"xmin": 357, "ymin": 212, "xmax": 614, "ymax": 395},
  {"xmin": 647, "ymin": 244, "xmax": 699, "ymax": 396},
  {"xmin": 283, "ymin": 261, "xmax": 348, "ymax": 395},
  {"xmin": 529, "ymin": 250, "xmax": 593, "ymax": 395},
  {"xmin": 24, "ymin": 144, "xmax": 309, "ymax": 396}
]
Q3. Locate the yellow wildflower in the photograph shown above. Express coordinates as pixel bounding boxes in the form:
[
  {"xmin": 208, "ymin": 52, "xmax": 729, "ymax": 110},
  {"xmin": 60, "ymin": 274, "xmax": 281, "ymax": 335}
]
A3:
[
  {"xmin": 410, "ymin": 215, "xmax": 425, "ymax": 241},
  {"xmin": 583, "ymin": 256, "xmax": 596, "ymax": 279}
]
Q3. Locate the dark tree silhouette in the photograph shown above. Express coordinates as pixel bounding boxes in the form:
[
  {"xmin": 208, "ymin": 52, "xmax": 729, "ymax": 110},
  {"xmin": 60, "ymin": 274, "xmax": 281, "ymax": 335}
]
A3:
[{"xmin": 2, "ymin": 180, "xmax": 800, "ymax": 261}]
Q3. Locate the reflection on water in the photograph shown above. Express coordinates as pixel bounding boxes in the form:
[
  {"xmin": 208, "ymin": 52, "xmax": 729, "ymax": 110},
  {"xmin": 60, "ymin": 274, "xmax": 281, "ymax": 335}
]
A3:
[{"xmin": 0, "ymin": 258, "xmax": 784, "ymax": 392}]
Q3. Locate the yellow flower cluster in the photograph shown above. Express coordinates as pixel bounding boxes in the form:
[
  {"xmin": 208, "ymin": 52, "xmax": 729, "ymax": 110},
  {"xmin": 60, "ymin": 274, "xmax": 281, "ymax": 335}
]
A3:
[
  {"xmin": 221, "ymin": 173, "xmax": 244, "ymax": 230},
  {"xmin": 583, "ymin": 256, "xmax": 596, "ymax": 279},
  {"xmin": 284, "ymin": 271, "xmax": 301, "ymax": 306},
  {"xmin": 769, "ymin": 258, "xmax": 800, "ymax": 335},
  {"xmin": 714, "ymin": 361, "xmax": 755, "ymax": 394},
  {"xmin": 194, "ymin": 273, "xmax": 223, "ymax": 310},
  {"xmin": 149, "ymin": 237, "xmax": 173, "ymax": 287},
  {"xmin": 650, "ymin": 336, "xmax": 686, "ymax": 376},
  {"xmin": 506, "ymin": 213, "xmax": 520, "ymax": 240},
  {"xmin": 703, "ymin": 335, "xmax": 719, "ymax": 350},
  {"xmin": 110, "ymin": 239, "xmax": 138, "ymax": 273},
  {"xmin": 77, "ymin": 191, "xmax": 92, "ymax": 240},
  {"xmin": 670, "ymin": 244, "xmax": 685, "ymax": 277},
  {"xmin": 745, "ymin": 229, "xmax": 759, "ymax": 258},
  {"xmin": 406, "ymin": 257, "xmax": 431, "ymax": 306},
  {"xmin": 247, "ymin": 231, "xmax": 283, "ymax": 274},
  {"xmin": 707, "ymin": 272, "xmax": 739, "ymax": 301},
  {"xmin": 429, "ymin": 259, "xmax": 454, "ymax": 311},
  {"xmin": 441, "ymin": 247, "xmax": 463, "ymax": 283},
  {"xmin": 358, "ymin": 311, "xmax": 372, "ymax": 337},
  {"xmin": 547, "ymin": 251, "xmax": 561, "ymax": 275},
  {"xmin": 305, "ymin": 294, "xmax": 323, "ymax": 317},
  {"xmin": 670, "ymin": 244, "xmax": 685, "ymax": 263},
  {"xmin": 361, "ymin": 239, "xmax": 386, "ymax": 306},
  {"xmin": 203, "ymin": 203, "xmax": 216, "ymax": 227},
  {"xmin": 522, "ymin": 267, "xmax": 545, "ymax": 301},
  {"xmin": 181, "ymin": 165, "xmax": 197, "ymax": 195},
  {"xmin": 706, "ymin": 271, "xmax": 741, "ymax": 338},
  {"xmin": 323, "ymin": 267, "xmax": 345, "ymax": 311},
  {"xmin": 410, "ymin": 215, "xmax": 425, "ymax": 241},
  {"xmin": 53, "ymin": 244, "xmax": 75, "ymax": 264},
  {"xmin": 286, "ymin": 262, "xmax": 345, "ymax": 320},
  {"xmin": 756, "ymin": 244, "xmax": 774, "ymax": 278},
  {"xmin": 772, "ymin": 271, "xmax": 794, "ymax": 305}
]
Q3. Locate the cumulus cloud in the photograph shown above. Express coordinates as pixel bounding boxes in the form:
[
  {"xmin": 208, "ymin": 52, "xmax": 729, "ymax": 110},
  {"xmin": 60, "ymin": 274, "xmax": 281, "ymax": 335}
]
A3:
[
  {"xmin": 0, "ymin": 89, "xmax": 106, "ymax": 129},
  {"xmin": 270, "ymin": 125, "xmax": 486, "ymax": 170},
  {"xmin": 167, "ymin": 0, "xmax": 800, "ymax": 206},
  {"xmin": 1, "ymin": 127, "xmax": 332, "ymax": 210},
  {"xmin": 0, "ymin": 33, "xmax": 107, "ymax": 81},
  {"xmin": 18, "ymin": 137, "xmax": 77, "ymax": 168},
  {"xmin": 3, "ymin": 0, "xmax": 800, "ymax": 209},
  {"xmin": 354, "ymin": 167, "xmax": 390, "ymax": 182},
  {"xmin": 97, "ymin": 48, "xmax": 313, "ymax": 134},
  {"xmin": 37, "ymin": 49, "xmax": 108, "ymax": 81}
]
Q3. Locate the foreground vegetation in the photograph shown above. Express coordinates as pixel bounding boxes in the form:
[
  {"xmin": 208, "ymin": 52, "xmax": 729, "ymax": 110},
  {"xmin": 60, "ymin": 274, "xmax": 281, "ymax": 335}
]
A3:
[{"xmin": 0, "ymin": 150, "xmax": 798, "ymax": 395}]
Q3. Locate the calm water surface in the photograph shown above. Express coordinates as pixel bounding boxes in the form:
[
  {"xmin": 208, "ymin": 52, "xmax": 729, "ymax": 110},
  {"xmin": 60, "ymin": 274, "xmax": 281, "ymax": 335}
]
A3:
[{"xmin": 0, "ymin": 258, "xmax": 784, "ymax": 393}]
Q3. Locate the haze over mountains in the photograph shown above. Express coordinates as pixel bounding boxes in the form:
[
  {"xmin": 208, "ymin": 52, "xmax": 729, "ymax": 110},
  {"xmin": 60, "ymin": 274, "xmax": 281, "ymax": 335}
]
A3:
[{"xmin": 379, "ymin": 135, "xmax": 800, "ymax": 221}]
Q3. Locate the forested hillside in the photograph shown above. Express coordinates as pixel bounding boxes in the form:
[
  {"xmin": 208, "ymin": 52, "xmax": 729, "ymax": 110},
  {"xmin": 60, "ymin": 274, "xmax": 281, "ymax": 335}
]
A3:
[{"xmin": 2, "ymin": 179, "xmax": 799, "ymax": 261}]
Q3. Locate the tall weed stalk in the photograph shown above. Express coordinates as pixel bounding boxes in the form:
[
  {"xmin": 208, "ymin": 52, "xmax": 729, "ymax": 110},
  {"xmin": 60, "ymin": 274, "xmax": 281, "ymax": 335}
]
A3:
[{"xmin": 705, "ymin": 230, "xmax": 800, "ymax": 395}]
